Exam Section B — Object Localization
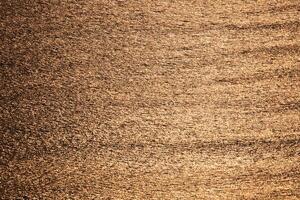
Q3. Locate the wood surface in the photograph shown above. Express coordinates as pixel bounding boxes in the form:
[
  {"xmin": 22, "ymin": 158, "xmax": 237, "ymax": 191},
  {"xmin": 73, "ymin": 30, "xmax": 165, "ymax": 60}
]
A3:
[{"xmin": 1, "ymin": 0, "xmax": 300, "ymax": 199}]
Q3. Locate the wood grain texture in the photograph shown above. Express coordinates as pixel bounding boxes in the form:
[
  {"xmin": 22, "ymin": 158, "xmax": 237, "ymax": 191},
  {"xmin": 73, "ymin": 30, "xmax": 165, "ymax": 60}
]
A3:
[{"xmin": 1, "ymin": 0, "xmax": 300, "ymax": 199}]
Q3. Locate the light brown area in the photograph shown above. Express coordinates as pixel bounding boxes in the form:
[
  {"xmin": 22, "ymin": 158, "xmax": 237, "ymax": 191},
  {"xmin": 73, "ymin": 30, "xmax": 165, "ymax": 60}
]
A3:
[{"xmin": 0, "ymin": 0, "xmax": 300, "ymax": 199}]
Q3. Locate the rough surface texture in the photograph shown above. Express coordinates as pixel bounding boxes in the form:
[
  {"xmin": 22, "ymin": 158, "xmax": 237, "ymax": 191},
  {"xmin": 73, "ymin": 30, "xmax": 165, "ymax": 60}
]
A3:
[{"xmin": 1, "ymin": 0, "xmax": 300, "ymax": 199}]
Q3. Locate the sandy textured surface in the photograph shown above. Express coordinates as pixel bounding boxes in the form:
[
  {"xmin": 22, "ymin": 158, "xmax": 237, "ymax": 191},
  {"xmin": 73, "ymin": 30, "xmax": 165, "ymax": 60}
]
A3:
[{"xmin": 1, "ymin": 0, "xmax": 300, "ymax": 199}]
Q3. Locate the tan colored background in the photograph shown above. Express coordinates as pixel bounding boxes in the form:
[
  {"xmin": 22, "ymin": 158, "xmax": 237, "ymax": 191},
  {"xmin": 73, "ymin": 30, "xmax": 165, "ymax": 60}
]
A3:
[{"xmin": 1, "ymin": 0, "xmax": 299, "ymax": 199}]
